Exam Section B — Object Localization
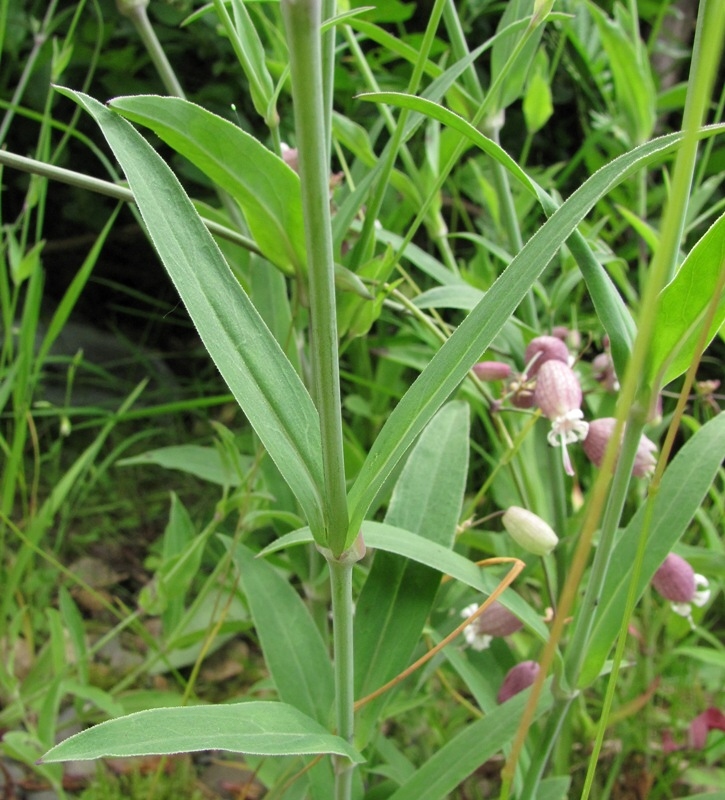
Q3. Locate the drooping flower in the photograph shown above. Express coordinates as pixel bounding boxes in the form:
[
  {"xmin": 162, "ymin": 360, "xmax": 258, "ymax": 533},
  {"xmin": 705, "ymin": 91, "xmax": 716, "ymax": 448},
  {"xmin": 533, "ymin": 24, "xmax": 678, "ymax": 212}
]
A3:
[
  {"xmin": 503, "ymin": 506, "xmax": 558, "ymax": 556},
  {"xmin": 591, "ymin": 351, "xmax": 620, "ymax": 392},
  {"xmin": 472, "ymin": 361, "xmax": 512, "ymax": 381},
  {"xmin": 497, "ymin": 660, "xmax": 540, "ymax": 703},
  {"xmin": 524, "ymin": 335, "xmax": 570, "ymax": 377},
  {"xmin": 507, "ymin": 374, "xmax": 537, "ymax": 409},
  {"xmin": 533, "ymin": 360, "xmax": 589, "ymax": 476},
  {"xmin": 652, "ymin": 553, "xmax": 710, "ymax": 625},
  {"xmin": 582, "ymin": 417, "xmax": 657, "ymax": 478},
  {"xmin": 662, "ymin": 707, "xmax": 725, "ymax": 752},
  {"xmin": 460, "ymin": 600, "xmax": 523, "ymax": 650}
]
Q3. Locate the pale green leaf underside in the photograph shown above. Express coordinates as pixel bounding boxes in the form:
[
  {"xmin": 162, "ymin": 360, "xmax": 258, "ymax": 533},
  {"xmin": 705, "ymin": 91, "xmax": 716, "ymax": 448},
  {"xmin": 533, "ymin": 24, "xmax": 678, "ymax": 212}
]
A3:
[
  {"xmin": 57, "ymin": 88, "xmax": 326, "ymax": 541},
  {"xmin": 119, "ymin": 445, "xmax": 250, "ymax": 486},
  {"xmin": 41, "ymin": 702, "xmax": 363, "ymax": 763},
  {"xmin": 110, "ymin": 95, "xmax": 306, "ymax": 275}
]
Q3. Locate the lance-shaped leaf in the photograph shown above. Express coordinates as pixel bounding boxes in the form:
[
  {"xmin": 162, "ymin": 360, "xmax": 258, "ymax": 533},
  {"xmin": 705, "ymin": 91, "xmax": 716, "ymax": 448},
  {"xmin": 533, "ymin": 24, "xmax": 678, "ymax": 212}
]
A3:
[
  {"xmin": 41, "ymin": 702, "xmax": 363, "ymax": 763},
  {"xmin": 110, "ymin": 95, "xmax": 306, "ymax": 276},
  {"xmin": 225, "ymin": 539, "xmax": 335, "ymax": 725},
  {"xmin": 646, "ymin": 211, "xmax": 725, "ymax": 390},
  {"xmin": 57, "ymin": 88, "xmax": 325, "ymax": 541},
  {"xmin": 354, "ymin": 402, "xmax": 469, "ymax": 745}
]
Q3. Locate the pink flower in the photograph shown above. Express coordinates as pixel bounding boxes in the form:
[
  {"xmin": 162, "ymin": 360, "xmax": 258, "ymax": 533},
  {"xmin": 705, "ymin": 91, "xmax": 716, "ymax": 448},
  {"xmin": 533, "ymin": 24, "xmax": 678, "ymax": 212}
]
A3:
[
  {"xmin": 662, "ymin": 708, "xmax": 725, "ymax": 752},
  {"xmin": 507, "ymin": 375, "xmax": 536, "ymax": 408},
  {"xmin": 524, "ymin": 335, "xmax": 570, "ymax": 377},
  {"xmin": 497, "ymin": 661, "xmax": 540, "ymax": 704},
  {"xmin": 533, "ymin": 361, "xmax": 589, "ymax": 476},
  {"xmin": 591, "ymin": 351, "xmax": 619, "ymax": 392},
  {"xmin": 652, "ymin": 553, "xmax": 710, "ymax": 624},
  {"xmin": 472, "ymin": 361, "xmax": 512, "ymax": 381},
  {"xmin": 582, "ymin": 418, "xmax": 657, "ymax": 477},
  {"xmin": 460, "ymin": 600, "xmax": 523, "ymax": 651}
]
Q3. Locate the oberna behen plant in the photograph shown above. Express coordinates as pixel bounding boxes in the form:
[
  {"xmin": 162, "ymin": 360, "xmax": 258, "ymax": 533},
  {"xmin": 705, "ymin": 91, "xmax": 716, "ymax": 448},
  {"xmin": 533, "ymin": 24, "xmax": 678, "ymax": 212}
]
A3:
[{"xmin": 11, "ymin": 0, "xmax": 722, "ymax": 798}]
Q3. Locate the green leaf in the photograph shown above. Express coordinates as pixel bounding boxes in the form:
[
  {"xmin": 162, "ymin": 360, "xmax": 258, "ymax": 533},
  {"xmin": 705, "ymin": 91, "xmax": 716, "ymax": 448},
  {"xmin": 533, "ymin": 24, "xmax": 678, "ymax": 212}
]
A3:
[
  {"xmin": 646, "ymin": 211, "xmax": 725, "ymax": 389},
  {"xmin": 224, "ymin": 538, "xmax": 335, "ymax": 725},
  {"xmin": 359, "ymin": 91, "xmax": 537, "ymax": 197},
  {"xmin": 522, "ymin": 52, "xmax": 553, "ymax": 134},
  {"xmin": 40, "ymin": 702, "xmax": 363, "ymax": 763},
  {"xmin": 345, "ymin": 114, "xmax": 725, "ymax": 544},
  {"xmin": 354, "ymin": 403, "xmax": 469, "ymax": 742},
  {"xmin": 589, "ymin": 2, "xmax": 655, "ymax": 145},
  {"xmin": 386, "ymin": 682, "xmax": 552, "ymax": 800},
  {"xmin": 109, "ymin": 95, "xmax": 306, "ymax": 276},
  {"xmin": 579, "ymin": 412, "xmax": 725, "ymax": 688},
  {"xmin": 228, "ymin": 0, "xmax": 276, "ymax": 122},
  {"xmin": 119, "ymin": 444, "xmax": 250, "ymax": 486},
  {"xmin": 57, "ymin": 88, "xmax": 325, "ymax": 542},
  {"xmin": 490, "ymin": 0, "xmax": 545, "ymax": 112}
]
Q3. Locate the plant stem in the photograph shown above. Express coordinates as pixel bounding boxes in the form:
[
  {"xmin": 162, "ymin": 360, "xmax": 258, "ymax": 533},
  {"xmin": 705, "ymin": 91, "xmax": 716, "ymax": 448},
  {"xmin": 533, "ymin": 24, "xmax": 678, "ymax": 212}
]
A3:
[
  {"xmin": 329, "ymin": 556, "xmax": 356, "ymax": 799},
  {"xmin": 281, "ymin": 0, "xmax": 349, "ymax": 554}
]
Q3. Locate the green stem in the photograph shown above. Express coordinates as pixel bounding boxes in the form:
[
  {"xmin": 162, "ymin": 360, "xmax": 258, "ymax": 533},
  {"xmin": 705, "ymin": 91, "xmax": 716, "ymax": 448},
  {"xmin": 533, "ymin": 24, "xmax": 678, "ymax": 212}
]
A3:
[
  {"xmin": 489, "ymin": 124, "xmax": 538, "ymax": 328},
  {"xmin": 328, "ymin": 556, "xmax": 356, "ymax": 799},
  {"xmin": 563, "ymin": 416, "xmax": 645, "ymax": 688},
  {"xmin": 281, "ymin": 0, "xmax": 348, "ymax": 554},
  {"xmin": 118, "ymin": 0, "xmax": 186, "ymax": 98},
  {"xmin": 0, "ymin": 0, "xmax": 59, "ymax": 146},
  {"xmin": 0, "ymin": 149, "xmax": 261, "ymax": 253}
]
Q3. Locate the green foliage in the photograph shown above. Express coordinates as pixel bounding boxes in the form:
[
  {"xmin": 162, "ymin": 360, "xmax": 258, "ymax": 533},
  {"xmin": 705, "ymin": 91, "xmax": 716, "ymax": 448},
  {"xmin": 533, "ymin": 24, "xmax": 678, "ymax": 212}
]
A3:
[
  {"xmin": 42, "ymin": 702, "xmax": 363, "ymax": 762},
  {"xmin": 1, "ymin": 0, "xmax": 724, "ymax": 798}
]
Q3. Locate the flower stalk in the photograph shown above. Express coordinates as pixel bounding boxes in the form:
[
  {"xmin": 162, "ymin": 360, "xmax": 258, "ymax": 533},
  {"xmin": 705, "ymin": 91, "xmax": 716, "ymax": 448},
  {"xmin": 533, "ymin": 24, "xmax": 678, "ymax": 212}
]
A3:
[{"xmin": 280, "ymin": 0, "xmax": 349, "ymax": 556}]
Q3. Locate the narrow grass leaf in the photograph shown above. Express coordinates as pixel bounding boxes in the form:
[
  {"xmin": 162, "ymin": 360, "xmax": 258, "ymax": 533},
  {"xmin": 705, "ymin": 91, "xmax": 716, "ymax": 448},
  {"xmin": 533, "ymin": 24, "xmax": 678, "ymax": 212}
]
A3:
[
  {"xmin": 345, "ymin": 123, "xmax": 725, "ymax": 542},
  {"xmin": 359, "ymin": 92, "xmax": 537, "ymax": 196},
  {"xmin": 386, "ymin": 682, "xmax": 552, "ymax": 800},
  {"xmin": 41, "ymin": 702, "xmax": 363, "ymax": 762},
  {"xmin": 224, "ymin": 538, "xmax": 335, "ymax": 725},
  {"xmin": 58, "ymin": 88, "xmax": 325, "ymax": 541},
  {"xmin": 579, "ymin": 412, "xmax": 725, "ymax": 688},
  {"xmin": 646, "ymin": 211, "xmax": 725, "ymax": 389},
  {"xmin": 109, "ymin": 95, "xmax": 305, "ymax": 276}
]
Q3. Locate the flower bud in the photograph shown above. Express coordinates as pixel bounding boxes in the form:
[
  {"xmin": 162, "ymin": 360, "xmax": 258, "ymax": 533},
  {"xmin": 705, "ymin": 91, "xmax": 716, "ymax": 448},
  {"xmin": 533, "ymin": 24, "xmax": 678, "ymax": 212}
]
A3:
[
  {"xmin": 472, "ymin": 361, "xmax": 512, "ymax": 381},
  {"xmin": 652, "ymin": 553, "xmax": 696, "ymax": 602},
  {"xmin": 497, "ymin": 660, "xmax": 540, "ymax": 703},
  {"xmin": 592, "ymin": 351, "xmax": 619, "ymax": 392},
  {"xmin": 460, "ymin": 600, "xmax": 523, "ymax": 650},
  {"xmin": 502, "ymin": 506, "xmax": 558, "ymax": 556},
  {"xmin": 534, "ymin": 360, "xmax": 582, "ymax": 419},
  {"xmin": 507, "ymin": 375, "xmax": 536, "ymax": 408},
  {"xmin": 652, "ymin": 553, "xmax": 710, "ymax": 624},
  {"xmin": 582, "ymin": 418, "xmax": 657, "ymax": 478},
  {"xmin": 524, "ymin": 335, "xmax": 570, "ymax": 377},
  {"xmin": 280, "ymin": 143, "xmax": 299, "ymax": 173},
  {"xmin": 533, "ymin": 361, "xmax": 589, "ymax": 475}
]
